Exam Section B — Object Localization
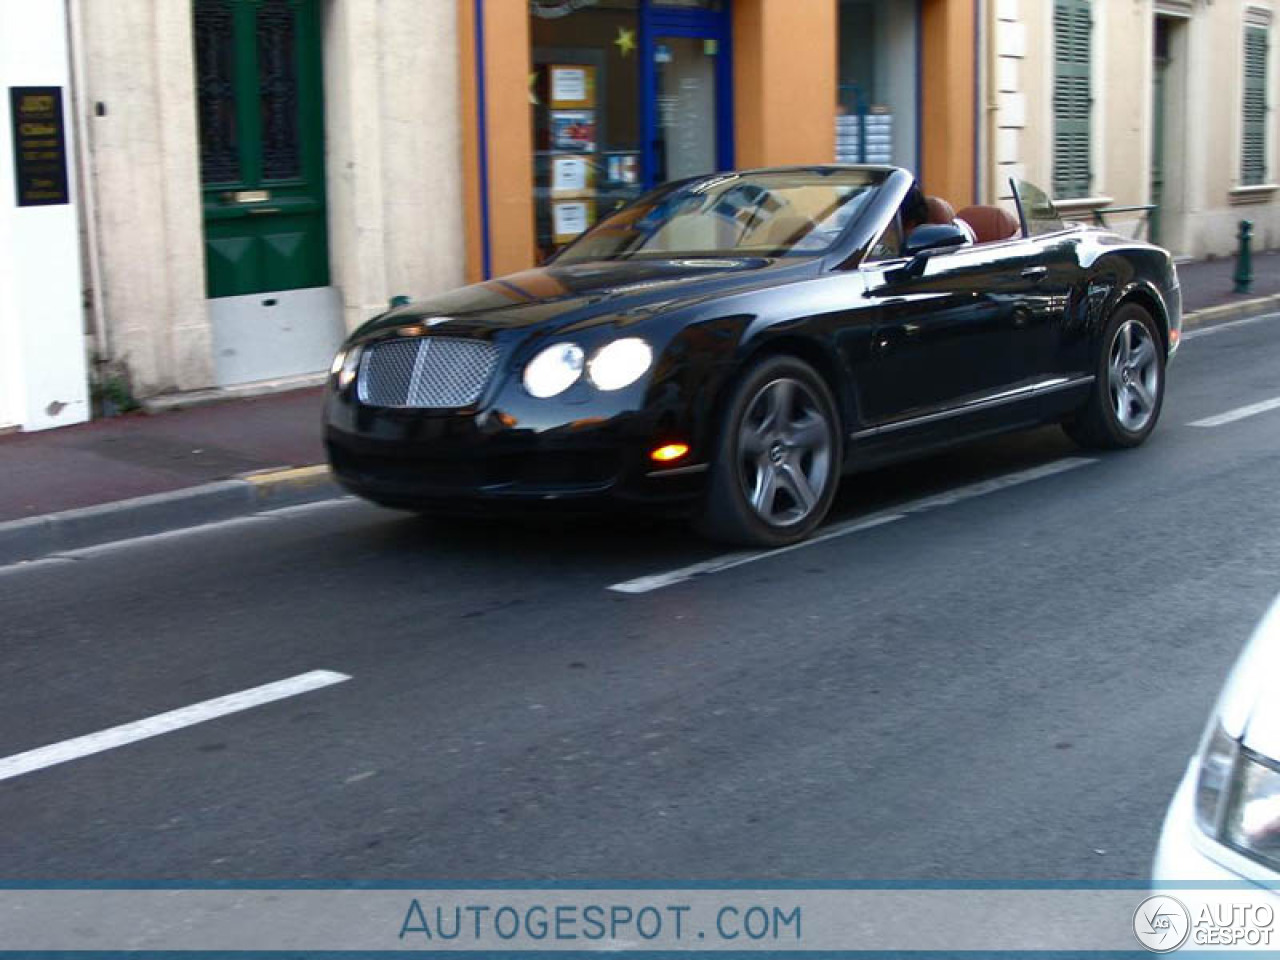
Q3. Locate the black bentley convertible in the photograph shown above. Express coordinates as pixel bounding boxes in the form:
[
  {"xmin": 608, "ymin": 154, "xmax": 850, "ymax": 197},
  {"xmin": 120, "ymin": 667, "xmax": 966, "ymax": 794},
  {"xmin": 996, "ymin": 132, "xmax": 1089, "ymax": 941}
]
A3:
[{"xmin": 325, "ymin": 166, "xmax": 1180, "ymax": 546}]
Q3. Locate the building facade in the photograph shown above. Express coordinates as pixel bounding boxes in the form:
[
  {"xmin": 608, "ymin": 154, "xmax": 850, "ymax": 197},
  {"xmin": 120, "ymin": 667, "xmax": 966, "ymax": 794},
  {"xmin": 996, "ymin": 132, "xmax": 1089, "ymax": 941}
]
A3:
[{"xmin": 986, "ymin": 0, "xmax": 1280, "ymax": 258}]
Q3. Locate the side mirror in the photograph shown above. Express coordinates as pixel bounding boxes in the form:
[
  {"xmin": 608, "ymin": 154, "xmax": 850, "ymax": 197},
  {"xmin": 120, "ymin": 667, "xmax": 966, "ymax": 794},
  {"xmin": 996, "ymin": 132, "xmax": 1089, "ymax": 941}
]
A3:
[
  {"xmin": 902, "ymin": 223, "xmax": 969, "ymax": 259},
  {"xmin": 889, "ymin": 223, "xmax": 969, "ymax": 281}
]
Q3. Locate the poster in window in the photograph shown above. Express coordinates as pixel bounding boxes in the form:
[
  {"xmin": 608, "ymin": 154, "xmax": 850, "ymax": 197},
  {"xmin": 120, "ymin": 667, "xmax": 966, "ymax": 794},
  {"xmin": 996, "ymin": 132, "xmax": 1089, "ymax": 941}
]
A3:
[
  {"xmin": 605, "ymin": 152, "xmax": 639, "ymax": 185},
  {"xmin": 549, "ymin": 65, "xmax": 595, "ymax": 109},
  {"xmin": 551, "ymin": 155, "xmax": 592, "ymax": 196},
  {"xmin": 552, "ymin": 200, "xmax": 592, "ymax": 244},
  {"xmin": 550, "ymin": 111, "xmax": 596, "ymax": 153}
]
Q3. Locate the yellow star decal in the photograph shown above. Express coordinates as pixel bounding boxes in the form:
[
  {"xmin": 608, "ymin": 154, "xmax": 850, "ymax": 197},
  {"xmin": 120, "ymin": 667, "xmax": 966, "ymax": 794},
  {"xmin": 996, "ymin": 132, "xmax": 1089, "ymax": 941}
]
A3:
[{"xmin": 615, "ymin": 27, "xmax": 636, "ymax": 57}]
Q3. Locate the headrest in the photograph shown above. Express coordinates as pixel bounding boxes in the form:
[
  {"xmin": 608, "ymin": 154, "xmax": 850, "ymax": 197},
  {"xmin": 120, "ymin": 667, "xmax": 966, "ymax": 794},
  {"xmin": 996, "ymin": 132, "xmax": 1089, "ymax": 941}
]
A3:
[
  {"xmin": 955, "ymin": 205, "xmax": 1021, "ymax": 244},
  {"xmin": 923, "ymin": 196, "xmax": 957, "ymax": 225}
]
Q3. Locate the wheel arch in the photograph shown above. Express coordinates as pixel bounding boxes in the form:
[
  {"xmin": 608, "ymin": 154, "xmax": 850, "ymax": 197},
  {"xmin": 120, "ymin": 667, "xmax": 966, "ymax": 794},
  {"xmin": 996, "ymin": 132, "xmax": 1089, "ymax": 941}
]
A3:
[{"xmin": 1113, "ymin": 282, "xmax": 1172, "ymax": 355}]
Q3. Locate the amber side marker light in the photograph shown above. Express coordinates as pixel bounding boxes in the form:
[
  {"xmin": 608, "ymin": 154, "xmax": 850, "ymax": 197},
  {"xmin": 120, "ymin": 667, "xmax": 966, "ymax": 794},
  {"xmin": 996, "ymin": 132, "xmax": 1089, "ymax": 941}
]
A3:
[{"xmin": 650, "ymin": 443, "xmax": 690, "ymax": 463}]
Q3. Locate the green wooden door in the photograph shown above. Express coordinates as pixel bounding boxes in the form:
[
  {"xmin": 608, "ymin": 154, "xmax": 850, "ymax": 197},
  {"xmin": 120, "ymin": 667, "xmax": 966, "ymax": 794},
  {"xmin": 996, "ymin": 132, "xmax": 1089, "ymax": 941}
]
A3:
[{"xmin": 195, "ymin": 0, "xmax": 328, "ymax": 299}]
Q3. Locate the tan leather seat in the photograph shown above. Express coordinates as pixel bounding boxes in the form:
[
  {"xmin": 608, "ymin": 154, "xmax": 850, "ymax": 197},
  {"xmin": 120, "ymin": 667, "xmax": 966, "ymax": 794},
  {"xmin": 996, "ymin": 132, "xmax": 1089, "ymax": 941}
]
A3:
[
  {"xmin": 743, "ymin": 213, "xmax": 816, "ymax": 249},
  {"xmin": 955, "ymin": 205, "xmax": 1021, "ymax": 244},
  {"xmin": 923, "ymin": 196, "xmax": 957, "ymax": 225}
]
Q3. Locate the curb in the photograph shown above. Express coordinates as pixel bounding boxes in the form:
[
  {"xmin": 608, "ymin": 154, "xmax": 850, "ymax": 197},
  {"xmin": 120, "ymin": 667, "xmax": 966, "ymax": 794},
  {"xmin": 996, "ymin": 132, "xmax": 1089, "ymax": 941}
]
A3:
[
  {"xmin": 0, "ymin": 465, "xmax": 343, "ymax": 567},
  {"xmin": 1182, "ymin": 293, "xmax": 1280, "ymax": 329}
]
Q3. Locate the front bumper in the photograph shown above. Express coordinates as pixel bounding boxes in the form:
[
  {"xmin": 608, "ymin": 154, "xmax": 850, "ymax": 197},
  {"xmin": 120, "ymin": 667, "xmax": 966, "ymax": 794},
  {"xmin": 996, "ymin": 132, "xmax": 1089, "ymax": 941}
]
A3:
[{"xmin": 323, "ymin": 385, "xmax": 709, "ymax": 513}]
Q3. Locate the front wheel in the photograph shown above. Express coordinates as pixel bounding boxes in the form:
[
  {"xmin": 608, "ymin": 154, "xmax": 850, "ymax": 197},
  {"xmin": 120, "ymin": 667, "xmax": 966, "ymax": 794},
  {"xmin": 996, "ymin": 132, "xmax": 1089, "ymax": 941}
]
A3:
[
  {"xmin": 696, "ymin": 355, "xmax": 842, "ymax": 547},
  {"xmin": 1064, "ymin": 303, "xmax": 1165, "ymax": 449}
]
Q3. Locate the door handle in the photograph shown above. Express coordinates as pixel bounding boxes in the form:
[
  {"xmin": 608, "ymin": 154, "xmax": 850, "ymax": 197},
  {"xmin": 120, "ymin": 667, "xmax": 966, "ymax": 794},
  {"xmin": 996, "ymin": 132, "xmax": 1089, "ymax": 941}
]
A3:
[{"xmin": 1020, "ymin": 266, "xmax": 1049, "ymax": 282}]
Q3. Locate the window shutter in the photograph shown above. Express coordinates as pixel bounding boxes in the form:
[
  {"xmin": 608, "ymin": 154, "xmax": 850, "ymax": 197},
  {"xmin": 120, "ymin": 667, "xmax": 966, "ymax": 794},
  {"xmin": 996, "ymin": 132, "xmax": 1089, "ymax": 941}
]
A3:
[
  {"xmin": 1053, "ymin": 0, "xmax": 1092, "ymax": 199},
  {"xmin": 1243, "ymin": 26, "xmax": 1269, "ymax": 187}
]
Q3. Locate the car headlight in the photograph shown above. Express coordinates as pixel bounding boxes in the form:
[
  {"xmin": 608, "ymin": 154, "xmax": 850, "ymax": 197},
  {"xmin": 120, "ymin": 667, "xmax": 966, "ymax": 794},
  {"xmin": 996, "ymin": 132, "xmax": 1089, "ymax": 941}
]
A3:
[
  {"xmin": 1194, "ymin": 723, "xmax": 1280, "ymax": 870},
  {"xmin": 1195, "ymin": 723, "xmax": 1239, "ymax": 833},
  {"xmin": 330, "ymin": 345, "xmax": 362, "ymax": 391},
  {"xmin": 588, "ymin": 338, "xmax": 653, "ymax": 391},
  {"xmin": 523, "ymin": 343, "xmax": 584, "ymax": 398},
  {"xmin": 1224, "ymin": 751, "xmax": 1280, "ymax": 870}
]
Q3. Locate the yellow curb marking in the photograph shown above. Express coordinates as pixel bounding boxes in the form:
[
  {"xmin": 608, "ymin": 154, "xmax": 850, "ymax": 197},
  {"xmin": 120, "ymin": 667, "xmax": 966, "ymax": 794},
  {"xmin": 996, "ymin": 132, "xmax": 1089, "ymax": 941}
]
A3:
[{"xmin": 240, "ymin": 464, "xmax": 331, "ymax": 487}]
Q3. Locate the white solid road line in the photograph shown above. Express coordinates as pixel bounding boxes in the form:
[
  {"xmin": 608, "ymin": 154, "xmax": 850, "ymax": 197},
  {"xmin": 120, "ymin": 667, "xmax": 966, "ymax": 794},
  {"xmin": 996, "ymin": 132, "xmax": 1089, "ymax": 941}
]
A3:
[
  {"xmin": 0, "ymin": 670, "xmax": 351, "ymax": 783},
  {"xmin": 1182, "ymin": 311, "xmax": 1280, "ymax": 341},
  {"xmin": 1188, "ymin": 395, "xmax": 1280, "ymax": 429},
  {"xmin": 608, "ymin": 457, "xmax": 1097, "ymax": 595}
]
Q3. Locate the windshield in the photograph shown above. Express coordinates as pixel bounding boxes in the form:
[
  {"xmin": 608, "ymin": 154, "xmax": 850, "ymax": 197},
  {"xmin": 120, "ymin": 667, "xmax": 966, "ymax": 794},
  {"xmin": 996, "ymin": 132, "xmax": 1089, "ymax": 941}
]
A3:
[
  {"xmin": 1010, "ymin": 177, "xmax": 1065, "ymax": 237},
  {"xmin": 553, "ymin": 169, "xmax": 890, "ymax": 264}
]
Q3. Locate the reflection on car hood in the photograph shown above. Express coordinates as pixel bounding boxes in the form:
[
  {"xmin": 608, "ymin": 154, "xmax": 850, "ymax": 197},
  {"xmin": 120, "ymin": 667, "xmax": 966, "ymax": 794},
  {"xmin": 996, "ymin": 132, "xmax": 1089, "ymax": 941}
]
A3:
[
  {"xmin": 1216, "ymin": 593, "xmax": 1280, "ymax": 759},
  {"xmin": 353, "ymin": 257, "xmax": 813, "ymax": 341}
]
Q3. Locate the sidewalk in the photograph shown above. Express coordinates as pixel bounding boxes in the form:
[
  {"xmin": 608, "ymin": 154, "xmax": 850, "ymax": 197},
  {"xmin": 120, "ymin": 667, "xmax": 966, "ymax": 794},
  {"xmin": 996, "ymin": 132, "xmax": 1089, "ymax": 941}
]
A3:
[
  {"xmin": 1, "ymin": 251, "xmax": 1277, "ymax": 557},
  {"xmin": 0, "ymin": 387, "xmax": 325, "ymax": 524},
  {"xmin": 1176, "ymin": 249, "xmax": 1280, "ymax": 314}
]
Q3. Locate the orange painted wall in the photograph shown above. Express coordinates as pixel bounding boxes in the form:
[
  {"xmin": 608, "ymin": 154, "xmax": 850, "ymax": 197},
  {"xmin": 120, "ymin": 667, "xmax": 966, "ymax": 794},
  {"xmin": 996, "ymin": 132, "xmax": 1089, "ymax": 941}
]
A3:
[
  {"xmin": 458, "ymin": 0, "xmax": 536, "ymax": 283},
  {"xmin": 733, "ymin": 0, "xmax": 837, "ymax": 169},
  {"xmin": 920, "ymin": 0, "xmax": 977, "ymax": 208}
]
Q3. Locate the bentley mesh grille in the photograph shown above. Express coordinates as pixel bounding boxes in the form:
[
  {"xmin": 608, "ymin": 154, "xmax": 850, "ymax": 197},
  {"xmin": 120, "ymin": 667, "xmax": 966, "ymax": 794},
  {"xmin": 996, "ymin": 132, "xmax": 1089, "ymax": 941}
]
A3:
[{"xmin": 358, "ymin": 338, "xmax": 499, "ymax": 409}]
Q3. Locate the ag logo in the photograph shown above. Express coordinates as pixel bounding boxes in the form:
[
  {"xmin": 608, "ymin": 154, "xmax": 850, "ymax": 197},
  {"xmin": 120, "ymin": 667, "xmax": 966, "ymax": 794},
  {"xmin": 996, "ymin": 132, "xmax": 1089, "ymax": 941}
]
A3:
[{"xmin": 1134, "ymin": 895, "xmax": 1191, "ymax": 953}]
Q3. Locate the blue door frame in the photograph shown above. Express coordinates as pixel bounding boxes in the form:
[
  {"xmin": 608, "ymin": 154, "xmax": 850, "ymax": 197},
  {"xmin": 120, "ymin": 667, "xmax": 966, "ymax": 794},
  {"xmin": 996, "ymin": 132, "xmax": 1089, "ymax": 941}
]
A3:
[{"xmin": 638, "ymin": 2, "xmax": 735, "ymax": 189}]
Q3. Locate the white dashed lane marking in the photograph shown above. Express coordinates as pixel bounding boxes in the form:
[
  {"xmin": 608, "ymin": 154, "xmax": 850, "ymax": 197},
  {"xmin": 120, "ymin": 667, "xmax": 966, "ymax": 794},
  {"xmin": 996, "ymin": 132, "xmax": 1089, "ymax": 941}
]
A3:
[
  {"xmin": 608, "ymin": 457, "xmax": 1097, "ymax": 595},
  {"xmin": 1188, "ymin": 395, "xmax": 1280, "ymax": 429},
  {"xmin": 0, "ymin": 670, "xmax": 351, "ymax": 783}
]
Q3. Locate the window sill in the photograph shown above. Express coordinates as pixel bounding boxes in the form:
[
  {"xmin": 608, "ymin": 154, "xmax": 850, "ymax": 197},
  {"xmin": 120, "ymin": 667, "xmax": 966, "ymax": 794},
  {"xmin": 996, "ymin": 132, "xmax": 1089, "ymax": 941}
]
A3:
[
  {"xmin": 1229, "ymin": 184, "xmax": 1279, "ymax": 204},
  {"xmin": 1055, "ymin": 195, "xmax": 1115, "ymax": 217}
]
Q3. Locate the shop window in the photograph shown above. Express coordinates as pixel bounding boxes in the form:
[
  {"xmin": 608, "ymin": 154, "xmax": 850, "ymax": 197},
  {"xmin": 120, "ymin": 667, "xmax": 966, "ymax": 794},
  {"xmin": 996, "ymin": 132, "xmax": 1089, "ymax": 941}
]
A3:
[
  {"xmin": 1242, "ymin": 23, "xmax": 1270, "ymax": 187},
  {"xmin": 1052, "ymin": 0, "xmax": 1092, "ymax": 200},
  {"xmin": 531, "ymin": 1, "xmax": 643, "ymax": 261},
  {"xmin": 836, "ymin": 0, "xmax": 918, "ymax": 171}
]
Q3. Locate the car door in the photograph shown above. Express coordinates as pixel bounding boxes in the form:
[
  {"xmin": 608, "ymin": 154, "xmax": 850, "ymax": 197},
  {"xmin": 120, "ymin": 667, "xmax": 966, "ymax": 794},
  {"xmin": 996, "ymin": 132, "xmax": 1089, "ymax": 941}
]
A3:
[{"xmin": 854, "ymin": 237, "xmax": 1059, "ymax": 428}]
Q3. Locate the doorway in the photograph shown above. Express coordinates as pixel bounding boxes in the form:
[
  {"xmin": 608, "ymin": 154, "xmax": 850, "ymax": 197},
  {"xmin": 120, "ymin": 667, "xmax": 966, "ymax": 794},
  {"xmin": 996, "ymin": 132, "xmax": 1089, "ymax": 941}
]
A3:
[
  {"xmin": 643, "ymin": 5, "xmax": 734, "ymax": 185},
  {"xmin": 193, "ymin": 0, "xmax": 343, "ymax": 387},
  {"xmin": 1150, "ymin": 13, "xmax": 1188, "ymax": 253}
]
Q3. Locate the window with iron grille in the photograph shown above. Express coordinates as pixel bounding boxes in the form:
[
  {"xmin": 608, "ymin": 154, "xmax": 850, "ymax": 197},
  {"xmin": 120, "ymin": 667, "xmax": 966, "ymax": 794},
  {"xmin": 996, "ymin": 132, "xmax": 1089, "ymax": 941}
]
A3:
[
  {"xmin": 1053, "ymin": 0, "xmax": 1092, "ymax": 200},
  {"xmin": 1242, "ymin": 24, "xmax": 1270, "ymax": 187}
]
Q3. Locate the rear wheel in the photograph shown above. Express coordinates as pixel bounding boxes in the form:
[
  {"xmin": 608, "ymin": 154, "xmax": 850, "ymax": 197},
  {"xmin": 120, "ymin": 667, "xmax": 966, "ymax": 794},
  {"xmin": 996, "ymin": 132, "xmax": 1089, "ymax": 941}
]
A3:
[
  {"xmin": 696, "ymin": 355, "xmax": 842, "ymax": 547},
  {"xmin": 1064, "ymin": 303, "xmax": 1165, "ymax": 449}
]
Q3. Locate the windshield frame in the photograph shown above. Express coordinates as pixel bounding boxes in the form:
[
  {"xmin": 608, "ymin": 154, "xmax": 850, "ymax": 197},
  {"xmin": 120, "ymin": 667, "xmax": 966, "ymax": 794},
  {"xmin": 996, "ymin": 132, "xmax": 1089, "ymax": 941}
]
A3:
[{"xmin": 547, "ymin": 167, "xmax": 901, "ymax": 268}]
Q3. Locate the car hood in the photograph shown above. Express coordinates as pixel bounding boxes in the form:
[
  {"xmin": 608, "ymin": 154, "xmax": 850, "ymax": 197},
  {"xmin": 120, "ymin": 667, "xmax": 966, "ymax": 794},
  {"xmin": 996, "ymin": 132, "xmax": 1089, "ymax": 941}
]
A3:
[
  {"xmin": 351, "ymin": 257, "xmax": 815, "ymax": 342},
  {"xmin": 1216, "ymin": 592, "xmax": 1280, "ymax": 759}
]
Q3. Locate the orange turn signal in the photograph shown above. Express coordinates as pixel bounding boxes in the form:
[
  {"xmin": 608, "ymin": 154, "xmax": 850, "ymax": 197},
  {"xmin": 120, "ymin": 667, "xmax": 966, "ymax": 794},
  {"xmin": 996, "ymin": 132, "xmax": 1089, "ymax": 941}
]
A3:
[{"xmin": 650, "ymin": 443, "xmax": 690, "ymax": 463}]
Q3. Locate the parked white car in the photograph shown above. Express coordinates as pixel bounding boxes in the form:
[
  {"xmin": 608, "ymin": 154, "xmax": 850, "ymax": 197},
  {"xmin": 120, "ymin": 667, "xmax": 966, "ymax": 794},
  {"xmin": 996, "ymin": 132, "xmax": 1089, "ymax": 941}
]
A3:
[{"xmin": 1154, "ymin": 593, "xmax": 1280, "ymax": 902}]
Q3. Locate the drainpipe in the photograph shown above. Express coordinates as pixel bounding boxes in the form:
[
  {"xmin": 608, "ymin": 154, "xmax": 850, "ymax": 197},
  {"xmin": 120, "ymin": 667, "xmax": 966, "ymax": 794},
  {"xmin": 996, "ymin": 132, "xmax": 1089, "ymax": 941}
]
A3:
[
  {"xmin": 982, "ymin": 0, "xmax": 999, "ymax": 204},
  {"xmin": 65, "ymin": 0, "xmax": 110, "ymax": 365}
]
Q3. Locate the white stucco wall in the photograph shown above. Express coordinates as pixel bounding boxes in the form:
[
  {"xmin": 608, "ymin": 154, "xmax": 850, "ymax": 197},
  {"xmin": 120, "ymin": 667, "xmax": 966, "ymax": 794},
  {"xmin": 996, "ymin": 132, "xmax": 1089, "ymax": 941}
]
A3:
[
  {"xmin": 77, "ymin": 0, "xmax": 211, "ymax": 396},
  {"xmin": 325, "ymin": 0, "xmax": 465, "ymax": 335}
]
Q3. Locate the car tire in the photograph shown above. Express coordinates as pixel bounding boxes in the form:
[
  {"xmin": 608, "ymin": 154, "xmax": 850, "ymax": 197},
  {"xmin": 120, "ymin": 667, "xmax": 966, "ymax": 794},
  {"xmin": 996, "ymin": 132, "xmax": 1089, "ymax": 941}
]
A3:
[
  {"xmin": 1063, "ymin": 302, "xmax": 1165, "ymax": 450},
  {"xmin": 696, "ymin": 354, "xmax": 843, "ymax": 547}
]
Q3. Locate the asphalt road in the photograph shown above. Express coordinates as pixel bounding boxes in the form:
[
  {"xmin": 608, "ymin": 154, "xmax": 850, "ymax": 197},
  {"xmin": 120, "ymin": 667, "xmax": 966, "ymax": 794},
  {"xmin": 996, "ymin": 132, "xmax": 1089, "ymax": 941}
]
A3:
[{"xmin": 3, "ymin": 313, "xmax": 1280, "ymax": 882}]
